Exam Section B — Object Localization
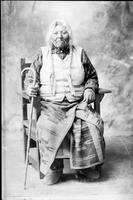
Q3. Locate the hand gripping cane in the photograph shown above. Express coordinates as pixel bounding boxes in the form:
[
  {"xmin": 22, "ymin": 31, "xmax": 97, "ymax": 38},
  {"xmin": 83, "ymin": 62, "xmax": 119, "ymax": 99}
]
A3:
[{"xmin": 21, "ymin": 68, "xmax": 36, "ymax": 189}]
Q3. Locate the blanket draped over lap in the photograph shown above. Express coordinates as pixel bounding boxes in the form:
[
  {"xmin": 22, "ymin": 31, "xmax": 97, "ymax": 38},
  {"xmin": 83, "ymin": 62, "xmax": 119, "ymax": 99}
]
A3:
[{"xmin": 37, "ymin": 100, "xmax": 105, "ymax": 175}]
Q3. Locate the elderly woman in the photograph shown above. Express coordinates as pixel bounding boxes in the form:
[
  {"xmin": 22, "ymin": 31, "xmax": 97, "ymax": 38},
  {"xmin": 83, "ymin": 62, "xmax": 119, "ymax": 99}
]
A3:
[{"xmin": 24, "ymin": 20, "xmax": 105, "ymax": 185}]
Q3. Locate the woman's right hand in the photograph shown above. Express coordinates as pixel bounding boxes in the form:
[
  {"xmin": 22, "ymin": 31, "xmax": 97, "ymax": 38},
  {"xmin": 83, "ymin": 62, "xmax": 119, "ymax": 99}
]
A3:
[{"xmin": 25, "ymin": 84, "xmax": 39, "ymax": 97}]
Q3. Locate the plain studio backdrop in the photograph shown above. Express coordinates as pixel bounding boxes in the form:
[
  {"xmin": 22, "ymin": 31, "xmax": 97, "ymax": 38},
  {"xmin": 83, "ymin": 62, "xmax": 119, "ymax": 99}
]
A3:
[{"xmin": 2, "ymin": 1, "xmax": 133, "ymax": 200}]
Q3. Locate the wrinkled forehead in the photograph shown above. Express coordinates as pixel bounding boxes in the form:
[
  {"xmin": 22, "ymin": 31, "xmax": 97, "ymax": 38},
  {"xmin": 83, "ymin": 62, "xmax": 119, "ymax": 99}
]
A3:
[{"xmin": 53, "ymin": 24, "xmax": 68, "ymax": 33}]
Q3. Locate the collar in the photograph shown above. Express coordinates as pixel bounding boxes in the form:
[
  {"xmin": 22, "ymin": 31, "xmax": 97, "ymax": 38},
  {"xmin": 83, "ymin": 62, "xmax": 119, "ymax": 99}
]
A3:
[{"xmin": 51, "ymin": 45, "xmax": 70, "ymax": 55}]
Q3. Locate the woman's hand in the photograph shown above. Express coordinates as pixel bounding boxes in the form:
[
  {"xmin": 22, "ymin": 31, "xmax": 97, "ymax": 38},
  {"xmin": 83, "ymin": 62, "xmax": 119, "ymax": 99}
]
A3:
[
  {"xmin": 25, "ymin": 84, "xmax": 39, "ymax": 97},
  {"xmin": 83, "ymin": 88, "xmax": 95, "ymax": 104},
  {"xmin": 78, "ymin": 89, "xmax": 95, "ymax": 110}
]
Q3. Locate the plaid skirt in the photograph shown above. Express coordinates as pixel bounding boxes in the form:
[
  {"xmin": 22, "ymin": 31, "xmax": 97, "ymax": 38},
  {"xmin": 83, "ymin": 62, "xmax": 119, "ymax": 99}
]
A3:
[{"xmin": 37, "ymin": 99, "xmax": 105, "ymax": 175}]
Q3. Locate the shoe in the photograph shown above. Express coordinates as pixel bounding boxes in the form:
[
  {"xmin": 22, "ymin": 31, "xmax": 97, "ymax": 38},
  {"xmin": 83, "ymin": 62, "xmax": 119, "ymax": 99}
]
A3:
[
  {"xmin": 81, "ymin": 166, "xmax": 101, "ymax": 181},
  {"xmin": 75, "ymin": 170, "xmax": 87, "ymax": 182},
  {"xmin": 41, "ymin": 168, "xmax": 63, "ymax": 185}
]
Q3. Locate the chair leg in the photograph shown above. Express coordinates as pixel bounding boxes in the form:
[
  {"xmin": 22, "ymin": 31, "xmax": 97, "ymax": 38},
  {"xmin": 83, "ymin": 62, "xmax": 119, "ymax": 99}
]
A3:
[
  {"xmin": 24, "ymin": 127, "xmax": 41, "ymax": 178},
  {"xmin": 24, "ymin": 127, "xmax": 27, "ymax": 162},
  {"xmin": 36, "ymin": 140, "xmax": 41, "ymax": 179}
]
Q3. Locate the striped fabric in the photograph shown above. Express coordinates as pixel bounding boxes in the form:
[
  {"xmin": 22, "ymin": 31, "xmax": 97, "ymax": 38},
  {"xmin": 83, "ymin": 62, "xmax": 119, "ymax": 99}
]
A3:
[{"xmin": 37, "ymin": 100, "xmax": 105, "ymax": 175}]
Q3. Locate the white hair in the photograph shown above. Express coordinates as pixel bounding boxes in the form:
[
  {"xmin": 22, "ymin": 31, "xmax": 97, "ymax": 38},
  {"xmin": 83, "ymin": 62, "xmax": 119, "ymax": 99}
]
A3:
[{"xmin": 46, "ymin": 19, "xmax": 73, "ymax": 47}]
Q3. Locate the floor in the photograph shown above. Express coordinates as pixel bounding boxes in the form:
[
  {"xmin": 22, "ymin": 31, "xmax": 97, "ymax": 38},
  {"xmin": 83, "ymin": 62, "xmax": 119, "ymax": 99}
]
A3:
[{"xmin": 2, "ymin": 133, "xmax": 133, "ymax": 200}]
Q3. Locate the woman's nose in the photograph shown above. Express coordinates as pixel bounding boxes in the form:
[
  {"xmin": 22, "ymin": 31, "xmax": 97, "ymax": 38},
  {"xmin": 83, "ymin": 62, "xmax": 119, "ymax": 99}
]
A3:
[{"xmin": 57, "ymin": 32, "xmax": 62, "ymax": 38}]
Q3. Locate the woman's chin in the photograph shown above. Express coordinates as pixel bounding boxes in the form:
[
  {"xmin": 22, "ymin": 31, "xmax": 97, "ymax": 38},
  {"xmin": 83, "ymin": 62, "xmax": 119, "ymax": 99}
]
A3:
[{"xmin": 55, "ymin": 43, "xmax": 64, "ymax": 48}]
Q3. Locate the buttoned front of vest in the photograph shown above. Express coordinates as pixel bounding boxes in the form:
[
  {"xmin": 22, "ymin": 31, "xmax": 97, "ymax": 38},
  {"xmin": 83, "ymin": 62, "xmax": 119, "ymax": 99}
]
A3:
[{"xmin": 39, "ymin": 46, "xmax": 85, "ymax": 102}]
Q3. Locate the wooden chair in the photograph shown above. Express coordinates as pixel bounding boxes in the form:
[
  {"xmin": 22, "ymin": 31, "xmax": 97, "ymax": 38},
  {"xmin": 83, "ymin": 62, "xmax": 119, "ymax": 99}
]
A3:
[{"xmin": 21, "ymin": 58, "xmax": 111, "ymax": 182}]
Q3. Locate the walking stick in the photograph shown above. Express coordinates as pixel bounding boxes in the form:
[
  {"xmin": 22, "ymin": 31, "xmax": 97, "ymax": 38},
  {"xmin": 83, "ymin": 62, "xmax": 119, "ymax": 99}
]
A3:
[{"xmin": 21, "ymin": 67, "xmax": 36, "ymax": 189}]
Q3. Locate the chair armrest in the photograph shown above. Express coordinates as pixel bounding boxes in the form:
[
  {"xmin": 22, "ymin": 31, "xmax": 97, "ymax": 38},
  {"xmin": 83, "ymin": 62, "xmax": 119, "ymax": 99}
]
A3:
[
  {"xmin": 94, "ymin": 88, "xmax": 112, "ymax": 114},
  {"xmin": 98, "ymin": 88, "xmax": 112, "ymax": 94},
  {"xmin": 95, "ymin": 87, "xmax": 112, "ymax": 103}
]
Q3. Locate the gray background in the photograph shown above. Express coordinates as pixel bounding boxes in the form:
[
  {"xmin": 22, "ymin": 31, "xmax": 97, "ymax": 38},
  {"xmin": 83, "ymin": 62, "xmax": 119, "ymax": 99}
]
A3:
[
  {"xmin": 2, "ymin": 1, "xmax": 133, "ymax": 137},
  {"xmin": 2, "ymin": 1, "xmax": 133, "ymax": 200}
]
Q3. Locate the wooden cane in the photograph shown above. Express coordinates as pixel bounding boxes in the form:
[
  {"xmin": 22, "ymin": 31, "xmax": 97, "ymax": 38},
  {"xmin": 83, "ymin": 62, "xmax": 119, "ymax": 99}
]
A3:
[{"xmin": 21, "ymin": 68, "xmax": 36, "ymax": 189}]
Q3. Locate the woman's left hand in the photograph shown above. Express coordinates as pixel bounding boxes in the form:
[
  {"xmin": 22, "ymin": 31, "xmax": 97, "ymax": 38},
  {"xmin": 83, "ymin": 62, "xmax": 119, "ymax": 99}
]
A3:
[{"xmin": 83, "ymin": 88, "xmax": 95, "ymax": 104}]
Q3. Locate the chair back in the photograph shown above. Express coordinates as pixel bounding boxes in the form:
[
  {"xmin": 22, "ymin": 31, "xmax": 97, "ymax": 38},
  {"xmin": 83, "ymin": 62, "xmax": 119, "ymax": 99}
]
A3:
[{"xmin": 21, "ymin": 58, "xmax": 41, "ymax": 121}]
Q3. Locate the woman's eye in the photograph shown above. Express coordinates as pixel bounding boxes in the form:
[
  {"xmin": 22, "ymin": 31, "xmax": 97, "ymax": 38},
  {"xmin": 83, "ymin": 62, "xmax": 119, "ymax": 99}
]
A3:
[{"xmin": 62, "ymin": 31, "xmax": 68, "ymax": 35}]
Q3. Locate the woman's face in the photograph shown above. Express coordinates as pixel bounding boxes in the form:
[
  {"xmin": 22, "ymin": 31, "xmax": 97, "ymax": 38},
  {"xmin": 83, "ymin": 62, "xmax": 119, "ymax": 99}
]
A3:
[{"xmin": 51, "ymin": 25, "xmax": 69, "ymax": 48}]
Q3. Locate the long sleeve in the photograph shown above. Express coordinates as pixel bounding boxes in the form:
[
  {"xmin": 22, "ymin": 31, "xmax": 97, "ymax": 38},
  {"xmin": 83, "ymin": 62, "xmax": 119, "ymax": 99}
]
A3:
[
  {"xmin": 24, "ymin": 48, "xmax": 43, "ymax": 89},
  {"xmin": 81, "ymin": 49, "xmax": 99, "ymax": 93}
]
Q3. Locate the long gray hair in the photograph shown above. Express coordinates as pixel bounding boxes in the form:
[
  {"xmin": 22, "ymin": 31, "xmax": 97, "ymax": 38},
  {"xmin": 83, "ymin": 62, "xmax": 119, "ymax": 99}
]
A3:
[{"xmin": 46, "ymin": 19, "xmax": 73, "ymax": 47}]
